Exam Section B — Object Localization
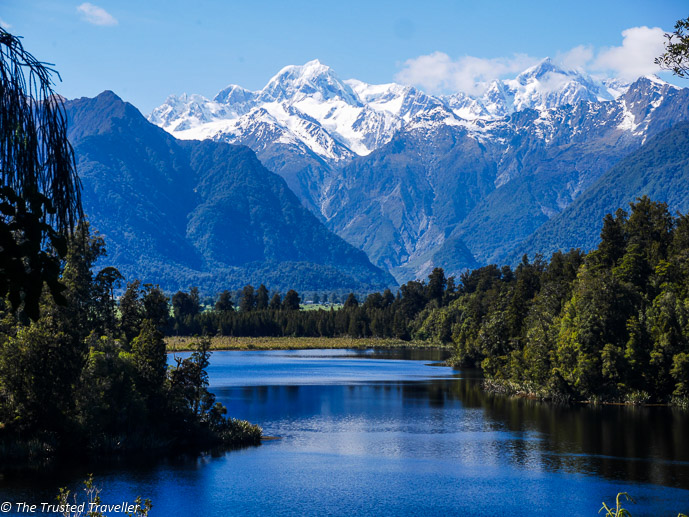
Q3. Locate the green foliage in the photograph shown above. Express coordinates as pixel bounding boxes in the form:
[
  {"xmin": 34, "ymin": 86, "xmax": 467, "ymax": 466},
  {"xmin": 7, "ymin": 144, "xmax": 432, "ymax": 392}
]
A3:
[
  {"xmin": 131, "ymin": 320, "xmax": 167, "ymax": 408},
  {"xmin": 599, "ymin": 492, "xmax": 688, "ymax": 517},
  {"xmin": 0, "ymin": 224, "xmax": 261, "ymax": 463},
  {"xmin": 282, "ymin": 289, "xmax": 300, "ymax": 311},
  {"xmin": 239, "ymin": 285, "xmax": 256, "ymax": 312},
  {"xmin": 436, "ymin": 197, "xmax": 689, "ymax": 404},
  {"xmin": 215, "ymin": 290, "xmax": 234, "ymax": 312},
  {"xmin": 0, "ymin": 29, "xmax": 83, "ymax": 320},
  {"xmin": 600, "ymin": 492, "xmax": 635, "ymax": 517},
  {"xmin": 656, "ymin": 16, "xmax": 689, "ymax": 78},
  {"xmin": 168, "ymin": 336, "xmax": 262, "ymax": 446},
  {"xmin": 171, "ymin": 287, "xmax": 200, "ymax": 320},
  {"xmin": 159, "ymin": 197, "xmax": 689, "ymax": 406},
  {"xmin": 256, "ymin": 284, "xmax": 269, "ymax": 310},
  {"xmin": 57, "ymin": 474, "xmax": 152, "ymax": 517}
]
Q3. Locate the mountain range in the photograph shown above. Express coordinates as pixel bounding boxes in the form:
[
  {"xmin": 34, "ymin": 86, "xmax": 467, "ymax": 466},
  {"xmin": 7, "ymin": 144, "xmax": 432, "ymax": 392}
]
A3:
[
  {"xmin": 65, "ymin": 91, "xmax": 395, "ymax": 294},
  {"xmin": 149, "ymin": 59, "xmax": 689, "ymax": 283}
]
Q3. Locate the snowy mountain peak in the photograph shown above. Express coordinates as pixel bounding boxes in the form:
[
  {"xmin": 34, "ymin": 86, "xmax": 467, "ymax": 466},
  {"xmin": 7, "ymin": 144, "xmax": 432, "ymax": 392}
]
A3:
[
  {"xmin": 213, "ymin": 84, "xmax": 256, "ymax": 105},
  {"xmin": 260, "ymin": 59, "xmax": 361, "ymax": 106},
  {"xmin": 516, "ymin": 57, "xmax": 560, "ymax": 83},
  {"xmin": 149, "ymin": 59, "xmax": 681, "ymax": 164}
]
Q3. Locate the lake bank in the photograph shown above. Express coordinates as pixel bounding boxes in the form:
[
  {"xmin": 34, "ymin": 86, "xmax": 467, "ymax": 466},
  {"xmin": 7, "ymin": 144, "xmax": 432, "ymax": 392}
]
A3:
[
  {"xmin": 166, "ymin": 335, "xmax": 453, "ymax": 352},
  {"xmin": 2, "ymin": 349, "xmax": 688, "ymax": 515}
]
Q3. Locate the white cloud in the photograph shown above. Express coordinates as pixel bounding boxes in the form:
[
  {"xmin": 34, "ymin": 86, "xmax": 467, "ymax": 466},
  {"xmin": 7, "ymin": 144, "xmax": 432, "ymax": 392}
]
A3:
[
  {"xmin": 76, "ymin": 3, "xmax": 118, "ymax": 26},
  {"xmin": 0, "ymin": 18, "xmax": 12, "ymax": 29},
  {"xmin": 592, "ymin": 26, "xmax": 665, "ymax": 80},
  {"xmin": 395, "ymin": 52, "xmax": 538, "ymax": 96},
  {"xmin": 556, "ymin": 45, "xmax": 594, "ymax": 71},
  {"xmin": 396, "ymin": 25, "xmax": 668, "ymax": 95}
]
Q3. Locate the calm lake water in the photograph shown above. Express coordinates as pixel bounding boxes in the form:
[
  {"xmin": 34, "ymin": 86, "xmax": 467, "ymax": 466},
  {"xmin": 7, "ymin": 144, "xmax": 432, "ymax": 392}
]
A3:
[{"xmin": 2, "ymin": 348, "xmax": 689, "ymax": 516}]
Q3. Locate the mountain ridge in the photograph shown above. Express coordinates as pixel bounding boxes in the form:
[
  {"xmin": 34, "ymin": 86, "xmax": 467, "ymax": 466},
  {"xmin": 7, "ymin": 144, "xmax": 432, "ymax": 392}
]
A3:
[
  {"xmin": 148, "ymin": 60, "xmax": 689, "ymax": 283},
  {"xmin": 66, "ymin": 91, "xmax": 396, "ymax": 294}
]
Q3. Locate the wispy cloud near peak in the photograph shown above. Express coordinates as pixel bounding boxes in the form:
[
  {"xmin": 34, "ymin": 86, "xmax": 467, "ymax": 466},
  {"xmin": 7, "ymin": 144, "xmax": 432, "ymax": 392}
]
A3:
[
  {"xmin": 395, "ymin": 52, "xmax": 539, "ymax": 96},
  {"xmin": 396, "ymin": 26, "xmax": 667, "ymax": 95}
]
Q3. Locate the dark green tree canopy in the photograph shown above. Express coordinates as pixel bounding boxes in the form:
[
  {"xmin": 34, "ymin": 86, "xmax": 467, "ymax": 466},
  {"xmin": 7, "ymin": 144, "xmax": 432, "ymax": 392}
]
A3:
[
  {"xmin": 215, "ymin": 290, "xmax": 234, "ymax": 312},
  {"xmin": 269, "ymin": 292, "xmax": 282, "ymax": 310},
  {"xmin": 239, "ymin": 285, "xmax": 256, "ymax": 312},
  {"xmin": 282, "ymin": 289, "xmax": 300, "ymax": 311},
  {"xmin": 256, "ymin": 284, "xmax": 269, "ymax": 310}
]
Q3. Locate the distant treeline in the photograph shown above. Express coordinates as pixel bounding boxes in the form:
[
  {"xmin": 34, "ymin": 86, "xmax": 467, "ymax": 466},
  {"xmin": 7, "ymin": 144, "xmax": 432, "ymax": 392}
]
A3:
[{"xmin": 165, "ymin": 197, "xmax": 689, "ymax": 404}]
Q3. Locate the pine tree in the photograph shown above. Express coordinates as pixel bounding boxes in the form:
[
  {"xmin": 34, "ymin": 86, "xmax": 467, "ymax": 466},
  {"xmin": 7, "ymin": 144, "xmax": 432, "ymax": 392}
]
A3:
[
  {"xmin": 282, "ymin": 290, "xmax": 300, "ymax": 311},
  {"xmin": 256, "ymin": 284, "xmax": 269, "ymax": 310},
  {"xmin": 215, "ymin": 290, "xmax": 234, "ymax": 312}
]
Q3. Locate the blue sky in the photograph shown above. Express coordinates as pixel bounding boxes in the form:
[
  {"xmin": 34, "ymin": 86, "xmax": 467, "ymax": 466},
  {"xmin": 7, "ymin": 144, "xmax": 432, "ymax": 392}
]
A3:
[{"xmin": 3, "ymin": 0, "xmax": 688, "ymax": 113}]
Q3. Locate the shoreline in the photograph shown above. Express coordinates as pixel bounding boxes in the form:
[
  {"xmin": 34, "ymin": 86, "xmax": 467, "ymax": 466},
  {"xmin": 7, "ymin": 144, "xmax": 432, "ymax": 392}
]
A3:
[
  {"xmin": 166, "ymin": 336, "xmax": 453, "ymax": 352},
  {"xmin": 481, "ymin": 378, "xmax": 688, "ymax": 409}
]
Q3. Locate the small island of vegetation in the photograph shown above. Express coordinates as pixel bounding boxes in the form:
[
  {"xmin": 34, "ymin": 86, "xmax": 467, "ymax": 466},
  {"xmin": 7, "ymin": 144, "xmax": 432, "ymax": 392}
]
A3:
[{"xmin": 0, "ymin": 223, "xmax": 262, "ymax": 465}]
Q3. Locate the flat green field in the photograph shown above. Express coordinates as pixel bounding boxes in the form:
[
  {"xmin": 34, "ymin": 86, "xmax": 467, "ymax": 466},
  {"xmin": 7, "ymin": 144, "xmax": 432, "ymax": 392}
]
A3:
[{"xmin": 166, "ymin": 336, "xmax": 452, "ymax": 352}]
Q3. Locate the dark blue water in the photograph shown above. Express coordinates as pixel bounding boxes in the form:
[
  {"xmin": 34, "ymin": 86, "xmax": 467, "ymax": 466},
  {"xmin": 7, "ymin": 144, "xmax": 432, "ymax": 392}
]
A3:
[{"xmin": 2, "ymin": 349, "xmax": 689, "ymax": 516}]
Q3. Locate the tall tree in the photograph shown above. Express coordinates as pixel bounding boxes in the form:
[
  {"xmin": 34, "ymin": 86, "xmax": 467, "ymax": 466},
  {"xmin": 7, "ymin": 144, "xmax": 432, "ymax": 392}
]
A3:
[
  {"xmin": 426, "ymin": 268, "xmax": 447, "ymax": 306},
  {"xmin": 269, "ymin": 293, "xmax": 282, "ymax": 310},
  {"xmin": 172, "ymin": 288, "xmax": 201, "ymax": 320},
  {"xmin": 256, "ymin": 284, "xmax": 269, "ymax": 310},
  {"xmin": 239, "ymin": 285, "xmax": 256, "ymax": 312},
  {"xmin": 215, "ymin": 290, "xmax": 234, "ymax": 312},
  {"xmin": 282, "ymin": 290, "xmax": 300, "ymax": 311},
  {"xmin": 0, "ymin": 29, "xmax": 83, "ymax": 319}
]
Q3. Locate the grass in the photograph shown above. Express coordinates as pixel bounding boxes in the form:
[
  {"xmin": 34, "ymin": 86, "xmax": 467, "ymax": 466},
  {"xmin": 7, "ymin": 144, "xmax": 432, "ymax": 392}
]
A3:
[
  {"xmin": 600, "ymin": 492, "xmax": 687, "ymax": 517},
  {"xmin": 300, "ymin": 303, "xmax": 342, "ymax": 311},
  {"xmin": 166, "ymin": 336, "xmax": 452, "ymax": 352}
]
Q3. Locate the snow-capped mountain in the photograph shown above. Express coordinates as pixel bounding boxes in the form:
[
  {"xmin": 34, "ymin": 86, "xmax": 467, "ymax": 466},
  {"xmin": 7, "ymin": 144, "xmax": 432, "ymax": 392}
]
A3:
[
  {"xmin": 441, "ymin": 58, "xmax": 625, "ymax": 120},
  {"xmin": 150, "ymin": 57, "xmax": 631, "ymax": 163},
  {"xmin": 149, "ymin": 59, "xmax": 688, "ymax": 283},
  {"xmin": 151, "ymin": 60, "xmax": 402, "ymax": 160}
]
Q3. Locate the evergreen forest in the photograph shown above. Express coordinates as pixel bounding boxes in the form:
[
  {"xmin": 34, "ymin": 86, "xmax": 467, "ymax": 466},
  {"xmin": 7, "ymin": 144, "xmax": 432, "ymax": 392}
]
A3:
[{"xmin": 168, "ymin": 197, "xmax": 689, "ymax": 405}]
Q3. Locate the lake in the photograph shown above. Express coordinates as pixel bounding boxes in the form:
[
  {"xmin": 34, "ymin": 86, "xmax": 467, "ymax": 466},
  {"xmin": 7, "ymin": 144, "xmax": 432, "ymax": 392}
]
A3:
[{"xmin": 1, "ymin": 348, "xmax": 688, "ymax": 516}]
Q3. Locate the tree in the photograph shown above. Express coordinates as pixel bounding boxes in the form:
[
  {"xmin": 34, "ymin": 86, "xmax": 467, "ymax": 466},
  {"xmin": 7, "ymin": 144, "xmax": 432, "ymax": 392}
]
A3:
[
  {"xmin": 141, "ymin": 284, "xmax": 170, "ymax": 333},
  {"xmin": 656, "ymin": 17, "xmax": 689, "ymax": 78},
  {"xmin": 256, "ymin": 284, "xmax": 269, "ymax": 310},
  {"xmin": 282, "ymin": 289, "xmax": 300, "ymax": 311},
  {"xmin": 269, "ymin": 292, "xmax": 282, "ymax": 310},
  {"xmin": 597, "ymin": 210, "xmax": 626, "ymax": 266},
  {"xmin": 120, "ymin": 280, "xmax": 144, "ymax": 344},
  {"xmin": 172, "ymin": 288, "xmax": 201, "ymax": 320},
  {"xmin": 343, "ymin": 293, "xmax": 358, "ymax": 309},
  {"xmin": 239, "ymin": 285, "xmax": 256, "ymax": 312},
  {"xmin": 0, "ymin": 29, "xmax": 83, "ymax": 319},
  {"xmin": 426, "ymin": 267, "xmax": 447, "ymax": 305},
  {"xmin": 131, "ymin": 319, "xmax": 167, "ymax": 410},
  {"xmin": 215, "ymin": 290, "xmax": 234, "ymax": 312},
  {"xmin": 382, "ymin": 288, "xmax": 395, "ymax": 307}
]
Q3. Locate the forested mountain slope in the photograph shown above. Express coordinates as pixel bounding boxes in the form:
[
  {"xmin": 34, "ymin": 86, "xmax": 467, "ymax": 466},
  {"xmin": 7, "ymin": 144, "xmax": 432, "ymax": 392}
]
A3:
[{"xmin": 66, "ymin": 91, "xmax": 395, "ymax": 293}]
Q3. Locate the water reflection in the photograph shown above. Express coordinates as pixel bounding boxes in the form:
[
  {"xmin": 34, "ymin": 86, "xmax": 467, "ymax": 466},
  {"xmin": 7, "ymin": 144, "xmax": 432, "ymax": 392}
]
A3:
[
  {"xmin": 1, "ymin": 349, "xmax": 687, "ymax": 516},
  {"xmin": 447, "ymin": 377, "xmax": 689, "ymax": 488},
  {"xmin": 211, "ymin": 350, "xmax": 689, "ymax": 491}
]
